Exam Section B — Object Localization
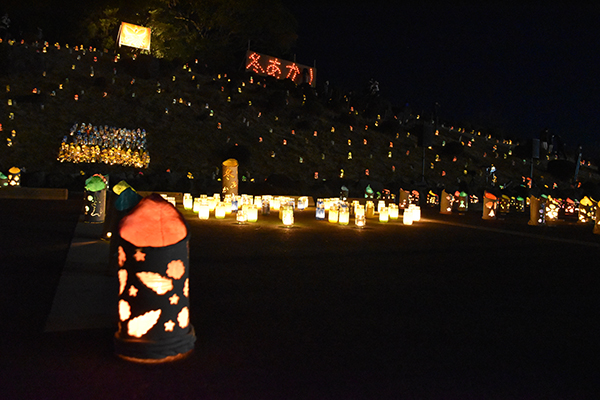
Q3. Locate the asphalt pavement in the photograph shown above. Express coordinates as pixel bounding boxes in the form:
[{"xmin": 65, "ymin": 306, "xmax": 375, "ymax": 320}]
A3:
[{"xmin": 1, "ymin": 196, "xmax": 599, "ymax": 399}]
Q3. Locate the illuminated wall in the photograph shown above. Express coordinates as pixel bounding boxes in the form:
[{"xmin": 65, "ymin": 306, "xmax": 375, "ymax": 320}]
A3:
[{"xmin": 245, "ymin": 51, "xmax": 316, "ymax": 87}]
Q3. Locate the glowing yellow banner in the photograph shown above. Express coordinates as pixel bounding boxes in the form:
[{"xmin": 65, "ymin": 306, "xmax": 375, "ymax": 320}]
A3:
[{"xmin": 118, "ymin": 22, "xmax": 151, "ymax": 51}]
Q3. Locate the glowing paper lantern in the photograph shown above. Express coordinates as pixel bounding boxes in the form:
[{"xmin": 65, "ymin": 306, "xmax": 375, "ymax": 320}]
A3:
[
  {"xmin": 117, "ymin": 22, "xmax": 151, "ymax": 51},
  {"xmin": 402, "ymin": 208, "xmax": 413, "ymax": 225},
  {"xmin": 388, "ymin": 204, "xmax": 399, "ymax": 220},
  {"xmin": 114, "ymin": 194, "xmax": 195, "ymax": 362},
  {"xmin": 482, "ymin": 192, "xmax": 497, "ymax": 220},
  {"xmin": 528, "ymin": 196, "xmax": 546, "ymax": 226},
  {"xmin": 338, "ymin": 203, "xmax": 350, "ymax": 225},
  {"xmin": 316, "ymin": 198, "xmax": 325, "ymax": 220},
  {"xmin": 197, "ymin": 201, "xmax": 209, "ymax": 220},
  {"xmin": 440, "ymin": 190, "xmax": 453, "ymax": 214},
  {"xmin": 409, "ymin": 204, "xmax": 421, "ymax": 222},
  {"xmin": 328, "ymin": 206, "xmax": 339, "ymax": 223},
  {"xmin": 282, "ymin": 205, "xmax": 294, "ymax": 226},
  {"xmin": 222, "ymin": 159, "xmax": 239, "ymax": 196},
  {"xmin": 246, "ymin": 205, "xmax": 259, "ymax": 222},
  {"xmin": 297, "ymin": 196, "xmax": 309, "ymax": 210},
  {"xmin": 498, "ymin": 195, "xmax": 511, "ymax": 215},
  {"xmin": 377, "ymin": 200, "xmax": 386, "ymax": 214},
  {"xmin": 183, "ymin": 193, "xmax": 193, "ymax": 210},
  {"xmin": 236, "ymin": 208, "xmax": 247, "ymax": 224},
  {"xmin": 215, "ymin": 202, "xmax": 227, "ymax": 219},
  {"xmin": 366, "ymin": 201, "xmax": 375, "ymax": 218},
  {"xmin": 379, "ymin": 207, "xmax": 389, "ymax": 222},
  {"xmin": 8, "ymin": 167, "xmax": 20, "ymax": 187}
]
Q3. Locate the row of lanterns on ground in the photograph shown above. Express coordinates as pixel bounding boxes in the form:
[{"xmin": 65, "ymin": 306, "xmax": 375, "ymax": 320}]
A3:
[{"xmin": 177, "ymin": 192, "xmax": 421, "ymax": 227}]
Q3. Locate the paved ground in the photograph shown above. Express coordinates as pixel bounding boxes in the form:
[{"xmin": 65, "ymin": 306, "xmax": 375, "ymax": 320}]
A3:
[{"xmin": 1, "ymin": 196, "xmax": 599, "ymax": 399}]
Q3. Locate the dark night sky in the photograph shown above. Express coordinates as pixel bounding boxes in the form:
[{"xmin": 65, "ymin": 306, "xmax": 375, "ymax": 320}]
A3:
[{"xmin": 287, "ymin": 1, "xmax": 600, "ymax": 156}]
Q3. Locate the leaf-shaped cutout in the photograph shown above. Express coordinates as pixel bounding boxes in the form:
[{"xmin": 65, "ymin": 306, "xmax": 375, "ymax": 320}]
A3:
[
  {"xmin": 136, "ymin": 271, "xmax": 173, "ymax": 295},
  {"xmin": 127, "ymin": 309, "xmax": 161, "ymax": 338},
  {"xmin": 166, "ymin": 260, "xmax": 185, "ymax": 280},
  {"xmin": 177, "ymin": 306, "xmax": 189, "ymax": 329},
  {"xmin": 118, "ymin": 269, "xmax": 127, "ymax": 295},
  {"xmin": 119, "ymin": 299, "xmax": 131, "ymax": 321}
]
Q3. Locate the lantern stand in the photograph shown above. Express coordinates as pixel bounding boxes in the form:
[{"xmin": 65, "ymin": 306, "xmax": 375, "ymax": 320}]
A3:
[{"xmin": 114, "ymin": 194, "xmax": 195, "ymax": 362}]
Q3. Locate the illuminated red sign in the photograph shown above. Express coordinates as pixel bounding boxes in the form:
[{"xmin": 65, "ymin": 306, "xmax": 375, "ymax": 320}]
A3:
[{"xmin": 245, "ymin": 51, "xmax": 316, "ymax": 87}]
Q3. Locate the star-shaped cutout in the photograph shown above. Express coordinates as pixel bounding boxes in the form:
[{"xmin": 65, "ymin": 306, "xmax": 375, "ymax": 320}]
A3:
[
  {"xmin": 164, "ymin": 320, "xmax": 175, "ymax": 332},
  {"xmin": 129, "ymin": 285, "xmax": 138, "ymax": 297},
  {"xmin": 133, "ymin": 250, "xmax": 146, "ymax": 262},
  {"xmin": 169, "ymin": 294, "xmax": 179, "ymax": 305}
]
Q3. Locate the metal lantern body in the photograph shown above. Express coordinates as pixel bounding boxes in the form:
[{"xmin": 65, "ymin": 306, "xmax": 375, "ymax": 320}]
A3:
[
  {"xmin": 399, "ymin": 190, "xmax": 410, "ymax": 209},
  {"xmin": 84, "ymin": 175, "xmax": 108, "ymax": 223},
  {"xmin": 114, "ymin": 194, "xmax": 195, "ymax": 362},
  {"xmin": 498, "ymin": 195, "xmax": 511, "ymax": 215},
  {"xmin": 458, "ymin": 192, "xmax": 469, "ymax": 213},
  {"xmin": 482, "ymin": 192, "xmax": 497, "ymax": 220},
  {"xmin": 578, "ymin": 197, "xmax": 596, "ymax": 223},
  {"xmin": 528, "ymin": 196, "xmax": 546, "ymax": 226},
  {"xmin": 183, "ymin": 194, "xmax": 193, "ymax": 210},
  {"xmin": 297, "ymin": 196, "xmax": 309, "ymax": 210},
  {"xmin": 440, "ymin": 190, "xmax": 453, "ymax": 214},
  {"xmin": 222, "ymin": 158, "xmax": 239, "ymax": 195},
  {"xmin": 7, "ymin": 167, "xmax": 20, "ymax": 186},
  {"xmin": 545, "ymin": 197, "xmax": 560, "ymax": 222}
]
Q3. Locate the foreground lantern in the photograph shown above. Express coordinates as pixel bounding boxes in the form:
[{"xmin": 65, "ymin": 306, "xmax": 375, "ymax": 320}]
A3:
[
  {"xmin": 297, "ymin": 196, "xmax": 309, "ymax": 210},
  {"xmin": 365, "ymin": 201, "xmax": 375, "ymax": 218},
  {"xmin": 328, "ymin": 206, "xmax": 339, "ymax": 223},
  {"xmin": 114, "ymin": 194, "xmax": 195, "ymax": 362},
  {"xmin": 355, "ymin": 205, "xmax": 366, "ymax": 227},
  {"xmin": 215, "ymin": 202, "xmax": 227, "ymax": 219},
  {"xmin": 457, "ymin": 192, "xmax": 469, "ymax": 212},
  {"xmin": 197, "ymin": 201, "xmax": 209, "ymax": 220},
  {"xmin": 246, "ymin": 204, "xmax": 259, "ymax": 222}
]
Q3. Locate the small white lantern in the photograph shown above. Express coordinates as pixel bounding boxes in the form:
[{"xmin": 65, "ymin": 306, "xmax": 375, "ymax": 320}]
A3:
[
  {"xmin": 379, "ymin": 206, "xmax": 389, "ymax": 222},
  {"xmin": 409, "ymin": 204, "xmax": 421, "ymax": 222},
  {"xmin": 297, "ymin": 196, "xmax": 309, "ymax": 210},
  {"xmin": 328, "ymin": 206, "xmax": 339, "ymax": 223},
  {"xmin": 365, "ymin": 201, "xmax": 375, "ymax": 218},
  {"xmin": 247, "ymin": 204, "xmax": 259, "ymax": 222},
  {"xmin": 282, "ymin": 205, "xmax": 294, "ymax": 226},
  {"xmin": 403, "ymin": 208, "xmax": 413, "ymax": 225},
  {"xmin": 183, "ymin": 193, "xmax": 193, "ymax": 210},
  {"xmin": 377, "ymin": 200, "xmax": 386, "ymax": 214},
  {"xmin": 215, "ymin": 202, "xmax": 227, "ymax": 218},
  {"xmin": 236, "ymin": 208, "xmax": 247, "ymax": 224},
  {"xmin": 355, "ymin": 214, "xmax": 366, "ymax": 227},
  {"xmin": 388, "ymin": 204, "xmax": 399, "ymax": 220},
  {"xmin": 338, "ymin": 205, "xmax": 350, "ymax": 225},
  {"xmin": 198, "ymin": 202, "xmax": 210, "ymax": 220}
]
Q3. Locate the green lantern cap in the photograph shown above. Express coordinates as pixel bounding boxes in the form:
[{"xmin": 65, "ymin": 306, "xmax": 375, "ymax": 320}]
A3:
[{"xmin": 85, "ymin": 175, "xmax": 107, "ymax": 192}]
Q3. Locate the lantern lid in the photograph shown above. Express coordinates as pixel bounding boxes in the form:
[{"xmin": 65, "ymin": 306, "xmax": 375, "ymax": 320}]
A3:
[
  {"xmin": 8, "ymin": 167, "xmax": 20, "ymax": 174},
  {"xmin": 222, "ymin": 158, "xmax": 238, "ymax": 167},
  {"xmin": 580, "ymin": 196, "xmax": 594, "ymax": 206},
  {"xmin": 120, "ymin": 193, "xmax": 187, "ymax": 247}
]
